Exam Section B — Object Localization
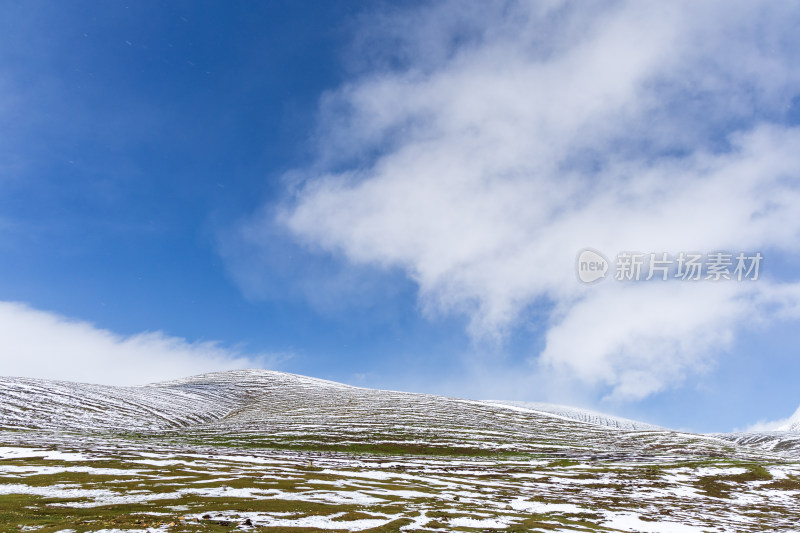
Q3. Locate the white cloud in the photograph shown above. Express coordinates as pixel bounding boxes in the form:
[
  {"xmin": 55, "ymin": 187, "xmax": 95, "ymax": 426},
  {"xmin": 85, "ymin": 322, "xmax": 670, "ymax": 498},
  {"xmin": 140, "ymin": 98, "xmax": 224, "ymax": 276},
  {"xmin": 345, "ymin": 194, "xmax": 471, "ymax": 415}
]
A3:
[
  {"xmin": 542, "ymin": 282, "xmax": 751, "ymax": 400},
  {"xmin": 241, "ymin": 1, "xmax": 800, "ymax": 399},
  {"xmin": 0, "ymin": 301, "xmax": 282, "ymax": 385}
]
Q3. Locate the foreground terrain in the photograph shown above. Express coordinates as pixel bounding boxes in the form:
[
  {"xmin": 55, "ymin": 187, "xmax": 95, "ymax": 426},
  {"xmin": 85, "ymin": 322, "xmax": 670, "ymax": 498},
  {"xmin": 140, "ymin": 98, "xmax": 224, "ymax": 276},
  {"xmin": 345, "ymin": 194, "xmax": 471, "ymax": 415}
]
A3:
[{"xmin": 1, "ymin": 370, "xmax": 799, "ymax": 532}]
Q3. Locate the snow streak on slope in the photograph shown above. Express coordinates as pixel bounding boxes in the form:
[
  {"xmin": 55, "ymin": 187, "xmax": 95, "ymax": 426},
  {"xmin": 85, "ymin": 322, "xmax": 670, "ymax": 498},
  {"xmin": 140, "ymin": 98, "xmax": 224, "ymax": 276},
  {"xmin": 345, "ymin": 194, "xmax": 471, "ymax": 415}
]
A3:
[{"xmin": 484, "ymin": 400, "xmax": 664, "ymax": 431}]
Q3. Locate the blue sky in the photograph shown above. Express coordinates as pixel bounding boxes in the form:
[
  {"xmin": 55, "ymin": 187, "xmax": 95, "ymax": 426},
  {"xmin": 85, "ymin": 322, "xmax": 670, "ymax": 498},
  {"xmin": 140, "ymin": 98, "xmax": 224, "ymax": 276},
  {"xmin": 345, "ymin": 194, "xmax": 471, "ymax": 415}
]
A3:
[{"xmin": 2, "ymin": 1, "xmax": 800, "ymax": 433}]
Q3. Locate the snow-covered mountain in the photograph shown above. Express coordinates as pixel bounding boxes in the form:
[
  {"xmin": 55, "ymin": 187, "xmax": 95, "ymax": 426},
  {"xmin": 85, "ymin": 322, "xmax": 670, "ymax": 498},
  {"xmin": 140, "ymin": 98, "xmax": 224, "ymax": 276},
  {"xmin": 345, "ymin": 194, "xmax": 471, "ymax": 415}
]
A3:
[
  {"xmin": 2, "ymin": 370, "xmax": 800, "ymax": 532},
  {"xmin": 706, "ymin": 405, "xmax": 800, "ymax": 457},
  {"xmin": 3, "ymin": 369, "xmax": 671, "ymax": 451},
  {"xmin": 776, "ymin": 405, "xmax": 800, "ymax": 432},
  {"xmin": 0, "ymin": 369, "xmax": 794, "ymax": 458}
]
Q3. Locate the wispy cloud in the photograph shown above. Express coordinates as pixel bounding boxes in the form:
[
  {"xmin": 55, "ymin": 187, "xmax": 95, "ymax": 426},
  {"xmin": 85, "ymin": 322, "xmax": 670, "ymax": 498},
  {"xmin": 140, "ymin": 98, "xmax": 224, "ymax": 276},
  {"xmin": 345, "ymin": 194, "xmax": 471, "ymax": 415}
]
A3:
[
  {"xmin": 0, "ymin": 301, "xmax": 284, "ymax": 385},
  {"xmin": 237, "ymin": 1, "xmax": 800, "ymax": 400}
]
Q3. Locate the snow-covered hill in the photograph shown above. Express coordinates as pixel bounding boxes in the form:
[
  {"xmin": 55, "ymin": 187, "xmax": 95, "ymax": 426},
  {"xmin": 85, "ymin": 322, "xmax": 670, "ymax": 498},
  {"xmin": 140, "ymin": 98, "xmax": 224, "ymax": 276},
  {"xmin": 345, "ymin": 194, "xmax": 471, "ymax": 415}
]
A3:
[
  {"xmin": 0, "ymin": 369, "xmax": 789, "ymax": 460},
  {"xmin": 0, "ymin": 372, "xmax": 250, "ymax": 431},
  {"xmin": 0, "ymin": 370, "xmax": 361, "ymax": 431},
  {"xmin": 776, "ymin": 405, "xmax": 800, "ymax": 432},
  {"xmin": 707, "ymin": 406, "xmax": 800, "ymax": 456},
  {"xmin": 714, "ymin": 430, "xmax": 800, "ymax": 455},
  {"xmin": 2, "ymin": 370, "xmax": 800, "ymax": 532}
]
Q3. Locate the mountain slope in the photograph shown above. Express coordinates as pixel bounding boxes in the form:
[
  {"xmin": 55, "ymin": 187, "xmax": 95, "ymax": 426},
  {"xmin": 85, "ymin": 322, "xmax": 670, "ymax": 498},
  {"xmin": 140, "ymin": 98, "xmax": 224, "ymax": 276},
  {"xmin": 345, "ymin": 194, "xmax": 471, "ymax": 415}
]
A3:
[
  {"xmin": 0, "ymin": 374, "xmax": 248, "ymax": 431},
  {"xmin": 2, "ymin": 370, "xmax": 800, "ymax": 532},
  {"xmin": 777, "ymin": 404, "xmax": 800, "ymax": 431},
  {"xmin": 0, "ymin": 369, "xmax": 784, "ymax": 461},
  {"xmin": 708, "ymin": 406, "xmax": 800, "ymax": 456},
  {"xmin": 484, "ymin": 400, "xmax": 664, "ymax": 431}
]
